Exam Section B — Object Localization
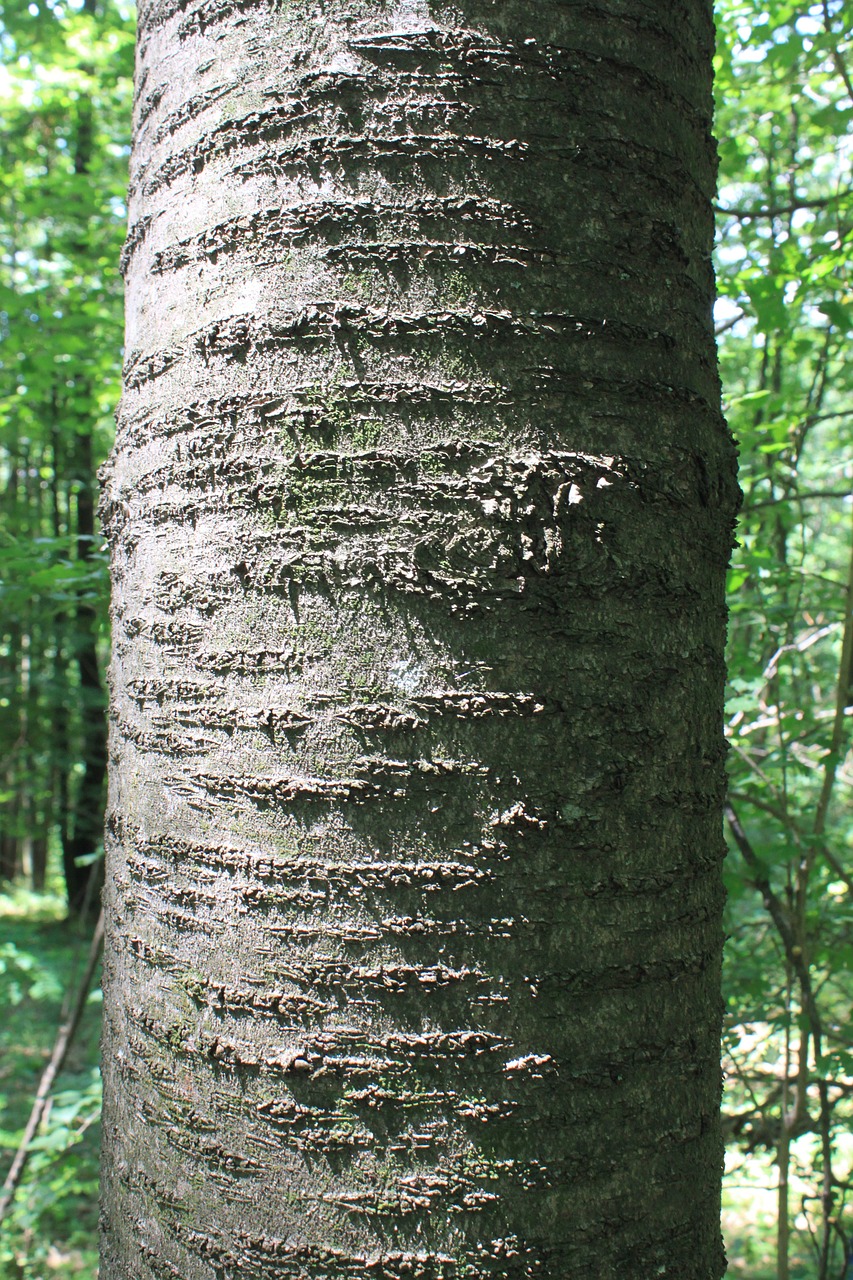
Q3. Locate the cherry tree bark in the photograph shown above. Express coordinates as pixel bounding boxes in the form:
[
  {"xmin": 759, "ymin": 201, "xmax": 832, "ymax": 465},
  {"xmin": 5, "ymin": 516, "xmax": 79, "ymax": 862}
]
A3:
[{"xmin": 100, "ymin": 1, "xmax": 739, "ymax": 1276}]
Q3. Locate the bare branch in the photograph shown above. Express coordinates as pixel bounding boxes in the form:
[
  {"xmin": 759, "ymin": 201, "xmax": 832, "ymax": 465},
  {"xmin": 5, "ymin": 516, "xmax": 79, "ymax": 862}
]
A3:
[
  {"xmin": 744, "ymin": 490, "xmax": 853, "ymax": 511},
  {"xmin": 715, "ymin": 192, "xmax": 852, "ymax": 220},
  {"xmin": 822, "ymin": 0, "xmax": 853, "ymax": 103},
  {"xmin": 729, "ymin": 788, "xmax": 853, "ymax": 896},
  {"xmin": 716, "ymin": 309, "xmax": 746, "ymax": 336},
  {"xmin": 725, "ymin": 804, "xmax": 825, "ymax": 1046}
]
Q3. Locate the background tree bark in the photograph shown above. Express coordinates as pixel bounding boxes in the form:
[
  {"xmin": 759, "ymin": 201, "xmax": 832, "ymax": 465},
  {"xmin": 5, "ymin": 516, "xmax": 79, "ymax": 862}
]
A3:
[{"xmin": 100, "ymin": 1, "xmax": 739, "ymax": 1276}]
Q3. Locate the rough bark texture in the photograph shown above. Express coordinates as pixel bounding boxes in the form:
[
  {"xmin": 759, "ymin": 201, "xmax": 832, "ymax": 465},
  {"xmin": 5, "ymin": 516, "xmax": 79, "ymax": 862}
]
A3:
[{"xmin": 100, "ymin": 1, "xmax": 739, "ymax": 1276}]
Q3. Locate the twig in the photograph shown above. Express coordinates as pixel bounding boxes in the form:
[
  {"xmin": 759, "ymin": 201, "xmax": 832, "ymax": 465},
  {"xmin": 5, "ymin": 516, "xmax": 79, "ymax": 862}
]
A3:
[
  {"xmin": 0, "ymin": 909, "xmax": 104, "ymax": 1225},
  {"xmin": 763, "ymin": 623, "xmax": 840, "ymax": 682},
  {"xmin": 716, "ymin": 309, "xmax": 746, "ymax": 336},
  {"xmin": 822, "ymin": 0, "xmax": 853, "ymax": 103},
  {"xmin": 744, "ymin": 490, "xmax": 853, "ymax": 511},
  {"xmin": 728, "ymin": 741, "xmax": 786, "ymax": 801},
  {"xmin": 724, "ymin": 786, "xmax": 853, "ymax": 894},
  {"xmin": 714, "ymin": 191, "xmax": 852, "ymax": 220},
  {"xmin": 725, "ymin": 804, "xmax": 823, "ymax": 1039}
]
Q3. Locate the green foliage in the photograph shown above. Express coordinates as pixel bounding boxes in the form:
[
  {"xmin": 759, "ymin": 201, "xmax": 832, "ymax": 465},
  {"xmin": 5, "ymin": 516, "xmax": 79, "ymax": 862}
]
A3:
[
  {"xmin": 0, "ymin": 0, "xmax": 133, "ymax": 906},
  {"xmin": 715, "ymin": 1, "xmax": 853, "ymax": 1274},
  {"xmin": 0, "ymin": 892, "xmax": 102, "ymax": 1279},
  {"xmin": 0, "ymin": 942, "xmax": 64, "ymax": 1006}
]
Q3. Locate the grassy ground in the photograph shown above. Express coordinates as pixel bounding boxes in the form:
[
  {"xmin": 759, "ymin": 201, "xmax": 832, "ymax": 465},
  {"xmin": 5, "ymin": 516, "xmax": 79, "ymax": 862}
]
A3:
[{"xmin": 0, "ymin": 886, "xmax": 101, "ymax": 1280}]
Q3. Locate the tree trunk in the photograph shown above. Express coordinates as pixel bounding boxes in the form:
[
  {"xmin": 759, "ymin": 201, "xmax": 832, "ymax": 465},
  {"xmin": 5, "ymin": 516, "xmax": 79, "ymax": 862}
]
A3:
[
  {"xmin": 62, "ymin": 424, "xmax": 109, "ymax": 913},
  {"xmin": 1, "ymin": 430, "xmax": 23, "ymax": 885},
  {"xmin": 100, "ymin": 2, "xmax": 739, "ymax": 1277}
]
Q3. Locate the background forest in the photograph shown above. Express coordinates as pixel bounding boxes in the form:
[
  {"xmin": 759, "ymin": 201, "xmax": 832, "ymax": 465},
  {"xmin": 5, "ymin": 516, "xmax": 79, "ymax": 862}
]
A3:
[{"xmin": 0, "ymin": 0, "xmax": 850, "ymax": 1276}]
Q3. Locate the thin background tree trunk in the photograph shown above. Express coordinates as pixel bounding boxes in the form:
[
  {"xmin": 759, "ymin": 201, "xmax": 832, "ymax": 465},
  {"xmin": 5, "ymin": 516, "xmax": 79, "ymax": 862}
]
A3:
[
  {"xmin": 100, "ymin": 1, "xmax": 739, "ymax": 1276},
  {"xmin": 62, "ymin": 16, "xmax": 109, "ymax": 912}
]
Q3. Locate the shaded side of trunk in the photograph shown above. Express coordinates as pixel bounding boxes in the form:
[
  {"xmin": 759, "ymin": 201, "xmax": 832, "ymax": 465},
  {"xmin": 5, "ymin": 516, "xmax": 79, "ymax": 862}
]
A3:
[{"xmin": 101, "ymin": 1, "xmax": 738, "ymax": 1277}]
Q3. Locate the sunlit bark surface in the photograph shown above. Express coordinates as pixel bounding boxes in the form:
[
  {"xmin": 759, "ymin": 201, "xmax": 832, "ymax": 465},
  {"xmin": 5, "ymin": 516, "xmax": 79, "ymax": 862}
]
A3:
[{"xmin": 100, "ymin": 1, "xmax": 739, "ymax": 1276}]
